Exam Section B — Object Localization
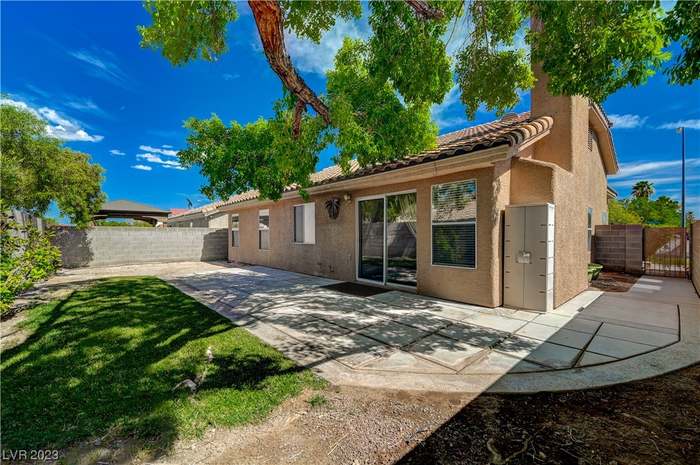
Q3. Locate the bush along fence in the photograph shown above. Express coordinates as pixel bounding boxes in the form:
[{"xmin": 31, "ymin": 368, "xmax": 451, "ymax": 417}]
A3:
[{"xmin": 0, "ymin": 209, "xmax": 61, "ymax": 317}]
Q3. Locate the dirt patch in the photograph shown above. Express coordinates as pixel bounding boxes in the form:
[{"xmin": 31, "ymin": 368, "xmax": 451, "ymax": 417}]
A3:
[
  {"xmin": 590, "ymin": 271, "xmax": 640, "ymax": 292},
  {"xmin": 141, "ymin": 387, "xmax": 470, "ymax": 465},
  {"xmin": 398, "ymin": 363, "xmax": 700, "ymax": 465}
]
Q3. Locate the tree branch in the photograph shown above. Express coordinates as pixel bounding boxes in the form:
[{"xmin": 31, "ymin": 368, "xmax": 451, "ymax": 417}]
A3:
[
  {"xmin": 292, "ymin": 99, "xmax": 306, "ymax": 138},
  {"xmin": 405, "ymin": 0, "xmax": 444, "ymax": 20},
  {"xmin": 248, "ymin": 0, "xmax": 331, "ymax": 126}
]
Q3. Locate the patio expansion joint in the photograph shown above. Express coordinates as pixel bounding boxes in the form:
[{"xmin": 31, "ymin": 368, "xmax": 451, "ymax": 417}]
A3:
[{"xmin": 572, "ymin": 321, "xmax": 604, "ymax": 368}]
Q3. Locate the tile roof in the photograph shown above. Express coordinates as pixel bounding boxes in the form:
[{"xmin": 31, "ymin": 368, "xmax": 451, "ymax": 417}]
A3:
[{"xmin": 169, "ymin": 112, "xmax": 553, "ymax": 217}]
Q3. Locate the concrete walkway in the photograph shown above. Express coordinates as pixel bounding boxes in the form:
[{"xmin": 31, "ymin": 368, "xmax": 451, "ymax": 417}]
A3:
[{"xmin": 44, "ymin": 262, "xmax": 700, "ymax": 393}]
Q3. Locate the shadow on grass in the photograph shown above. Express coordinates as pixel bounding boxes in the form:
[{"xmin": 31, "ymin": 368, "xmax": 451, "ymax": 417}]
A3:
[{"xmin": 1, "ymin": 277, "xmax": 317, "ymax": 458}]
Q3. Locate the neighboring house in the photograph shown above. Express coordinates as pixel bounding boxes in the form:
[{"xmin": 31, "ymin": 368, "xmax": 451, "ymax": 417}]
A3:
[
  {"xmin": 168, "ymin": 204, "xmax": 229, "ymax": 228},
  {"xmin": 197, "ymin": 67, "xmax": 618, "ymax": 311}
]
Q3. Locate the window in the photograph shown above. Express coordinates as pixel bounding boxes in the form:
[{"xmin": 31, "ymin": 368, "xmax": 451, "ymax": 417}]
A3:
[
  {"xmin": 231, "ymin": 214, "xmax": 240, "ymax": 247},
  {"xmin": 431, "ymin": 180, "xmax": 477, "ymax": 268},
  {"xmin": 601, "ymin": 211, "xmax": 608, "ymax": 225},
  {"xmin": 587, "ymin": 207, "xmax": 593, "ymax": 251},
  {"xmin": 293, "ymin": 202, "xmax": 316, "ymax": 244},
  {"xmin": 258, "ymin": 209, "xmax": 270, "ymax": 250}
]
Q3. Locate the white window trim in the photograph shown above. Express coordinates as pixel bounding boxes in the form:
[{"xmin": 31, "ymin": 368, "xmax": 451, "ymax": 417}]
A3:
[
  {"xmin": 293, "ymin": 202, "xmax": 316, "ymax": 245},
  {"xmin": 587, "ymin": 207, "xmax": 593, "ymax": 252},
  {"xmin": 258, "ymin": 209, "xmax": 270, "ymax": 250},
  {"xmin": 430, "ymin": 179, "xmax": 477, "ymax": 270},
  {"xmin": 230, "ymin": 214, "xmax": 239, "ymax": 248}
]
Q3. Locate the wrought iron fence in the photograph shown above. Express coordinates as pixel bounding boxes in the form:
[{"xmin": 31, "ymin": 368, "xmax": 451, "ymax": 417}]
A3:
[{"xmin": 643, "ymin": 227, "xmax": 689, "ymax": 278}]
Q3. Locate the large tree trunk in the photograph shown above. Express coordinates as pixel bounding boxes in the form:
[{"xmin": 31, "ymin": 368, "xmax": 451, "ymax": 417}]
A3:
[{"xmin": 248, "ymin": 0, "xmax": 331, "ymax": 125}]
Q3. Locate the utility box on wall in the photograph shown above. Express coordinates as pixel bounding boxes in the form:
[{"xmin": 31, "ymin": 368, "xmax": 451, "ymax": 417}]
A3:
[{"xmin": 504, "ymin": 204, "xmax": 555, "ymax": 312}]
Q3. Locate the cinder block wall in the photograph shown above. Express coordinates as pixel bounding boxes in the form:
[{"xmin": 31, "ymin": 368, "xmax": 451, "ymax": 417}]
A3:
[
  {"xmin": 693, "ymin": 221, "xmax": 700, "ymax": 294},
  {"xmin": 52, "ymin": 226, "xmax": 228, "ymax": 268},
  {"xmin": 593, "ymin": 224, "xmax": 643, "ymax": 275}
]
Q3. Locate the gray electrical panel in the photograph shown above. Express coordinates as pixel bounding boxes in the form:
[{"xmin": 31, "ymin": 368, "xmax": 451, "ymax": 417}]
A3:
[{"xmin": 504, "ymin": 203, "xmax": 555, "ymax": 312}]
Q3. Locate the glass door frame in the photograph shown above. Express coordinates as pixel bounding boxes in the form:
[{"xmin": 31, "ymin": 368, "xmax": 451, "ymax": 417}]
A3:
[{"xmin": 355, "ymin": 189, "xmax": 417, "ymax": 290}]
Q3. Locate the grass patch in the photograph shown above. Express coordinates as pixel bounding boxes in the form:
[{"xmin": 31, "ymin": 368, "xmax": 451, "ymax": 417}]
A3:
[
  {"xmin": 306, "ymin": 393, "xmax": 328, "ymax": 408},
  {"xmin": 1, "ymin": 277, "xmax": 324, "ymax": 452}
]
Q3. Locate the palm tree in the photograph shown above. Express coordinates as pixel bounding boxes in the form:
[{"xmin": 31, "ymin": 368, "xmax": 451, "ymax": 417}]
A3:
[{"xmin": 631, "ymin": 180, "xmax": 655, "ymax": 199}]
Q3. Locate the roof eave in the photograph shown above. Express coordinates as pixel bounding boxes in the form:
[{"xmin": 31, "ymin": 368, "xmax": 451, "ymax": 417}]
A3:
[{"xmin": 589, "ymin": 105, "xmax": 619, "ymax": 175}]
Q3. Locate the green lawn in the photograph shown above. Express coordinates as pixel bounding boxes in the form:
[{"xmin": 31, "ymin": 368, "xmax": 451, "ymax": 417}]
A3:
[{"xmin": 1, "ymin": 277, "xmax": 323, "ymax": 452}]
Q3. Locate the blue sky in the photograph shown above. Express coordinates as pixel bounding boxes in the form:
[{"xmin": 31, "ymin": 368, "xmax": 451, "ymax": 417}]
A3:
[{"xmin": 2, "ymin": 1, "xmax": 699, "ymax": 219}]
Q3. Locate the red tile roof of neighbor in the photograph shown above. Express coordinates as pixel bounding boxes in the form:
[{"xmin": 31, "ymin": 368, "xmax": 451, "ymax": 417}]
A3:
[
  {"xmin": 169, "ymin": 112, "xmax": 554, "ymax": 218},
  {"xmin": 168, "ymin": 208, "xmax": 191, "ymax": 217}
]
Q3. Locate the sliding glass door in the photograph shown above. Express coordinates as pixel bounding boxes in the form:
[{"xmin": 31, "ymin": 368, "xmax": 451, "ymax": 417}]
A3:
[
  {"xmin": 358, "ymin": 198, "xmax": 385, "ymax": 282},
  {"xmin": 358, "ymin": 192, "xmax": 417, "ymax": 287}
]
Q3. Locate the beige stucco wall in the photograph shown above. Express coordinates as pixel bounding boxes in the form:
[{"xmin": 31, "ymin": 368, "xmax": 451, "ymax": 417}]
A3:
[
  {"xmin": 227, "ymin": 167, "xmax": 505, "ymax": 307},
  {"xmin": 529, "ymin": 72, "xmax": 610, "ymax": 307}
]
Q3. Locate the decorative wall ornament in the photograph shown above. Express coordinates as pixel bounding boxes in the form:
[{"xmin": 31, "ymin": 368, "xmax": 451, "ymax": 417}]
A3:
[{"xmin": 325, "ymin": 197, "xmax": 341, "ymax": 219}]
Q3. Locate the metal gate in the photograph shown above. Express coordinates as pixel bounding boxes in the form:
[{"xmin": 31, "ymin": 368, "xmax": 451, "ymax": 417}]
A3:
[{"xmin": 643, "ymin": 227, "xmax": 689, "ymax": 278}]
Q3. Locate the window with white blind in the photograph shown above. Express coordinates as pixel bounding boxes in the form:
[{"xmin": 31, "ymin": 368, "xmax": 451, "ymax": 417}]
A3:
[
  {"xmin": 293, "ymin": 202, "xmax": 315, "ymax": 244},
  {"xmin": 230, "ymin": 214, "xmax": 240, "ymax": 247},
  {"xmin": 431, "ymin": 180, "xmax": 477, "ymax": 268},
  {"xmin": 258, "ymin": 209, "xmax": 270, "ymax": 250}
]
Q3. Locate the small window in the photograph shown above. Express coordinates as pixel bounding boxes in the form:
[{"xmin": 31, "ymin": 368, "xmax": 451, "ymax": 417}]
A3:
[
  {"xmin": 293, "ymin": 202, "xmax": 316, "ymax": 244},
  {"xmin": 431, "ymin": 180, "xmax": 477, "ymax": 268},
  {"xmin": 601, "ymin": 211, "xmax": 608, "ymax": 225},
  {"xmin": 258, "ymin": 209, "xmax": 270, "ymax": 250},
  {"xmin": 587, "ymin": 207, "xmax": 593, "ymax": 251},
  {"xmin": 231, "ymin": 214, "xmax": 240, "ymax": 247}
]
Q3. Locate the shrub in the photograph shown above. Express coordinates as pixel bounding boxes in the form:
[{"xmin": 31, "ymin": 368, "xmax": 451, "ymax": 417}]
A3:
[{"xmin": 0, "ymin": 211, "xmax": 61, "ymax": 317}]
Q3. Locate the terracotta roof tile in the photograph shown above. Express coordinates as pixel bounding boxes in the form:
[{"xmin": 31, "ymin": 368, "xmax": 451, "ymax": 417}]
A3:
[{"xmin": 170, "ymin": 112, "xmax": 553, "ymax": 216}]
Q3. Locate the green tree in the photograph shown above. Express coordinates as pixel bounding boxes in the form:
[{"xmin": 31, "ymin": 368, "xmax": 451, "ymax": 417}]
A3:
[
  {"xmin": 608, "ymin": 199, "xmax": 642, "ymax": 225},
  {"xmin": 631, "ymin": 180, "xmax": 655, "ymax": 199},
  {"xmin": 626, "ymin": 195, "xmax": 681, "ymax": 226},
  {"xmin": 139, "ymin": 0, "xmax": 696, "ymax": 201},
  {"xmin": 0, "ymin": 104, "xmax": 105, "ymax": 226}
]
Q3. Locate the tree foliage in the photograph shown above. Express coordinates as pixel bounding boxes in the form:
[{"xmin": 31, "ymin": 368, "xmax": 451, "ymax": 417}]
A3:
[
  {"xmin": 609, "ymin": 193, "xmax": 681, "ymax": 227},
  {"xmin": 138, "ymin": 0, "xmax": 699, "ymax": 202},
  {"xmin": 0, "ymin": 104, "xmax": 105, "ymax": 227},
  {"xmin": 664, "ymin": 0, "xmax": 700, "ymax": 85}
]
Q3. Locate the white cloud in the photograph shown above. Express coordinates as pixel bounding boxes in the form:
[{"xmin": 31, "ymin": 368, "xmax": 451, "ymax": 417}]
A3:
[
  {"xmin": 285, "ymin": 19, "xmax": 369, "ymax": 75},
  {"xmin": 109, "ymin": 149, "xmax": 125, "ymax": 156},
  {"xmin": 608, "ymin": 114, "xmax": 648, "ymax": 129},
  {"xmin": 657, "ymin": 119, "xmax": 700, "ymax": 130},
  {"xmin": 139, "ymin": 145, "xmax": 178, "ymax": 157},
  {"xmin": 222, "ymin": 73, "xmax": 240, "ymax": 80},
  {"xmin": 430, "ymin": 84, "xmax": 467, "ymax": 130},
  {"xmin": 0, "ymin": 97, "xmax": 103, "ymax": 142},
  {"xmin": 612, "ymin": 158, "xmax": 700, "ymax": 179},
  {"xmin": 137, "ymin": 152, "xmax": 186, "ymax": 170},
  {"xmin": 64, "ymin": 98, "xmax": 112, "ymax": 119},
  {"xmin": 609, "ymin": 174, "xmax": 700, "ymax": 189},
  {"xmin": 131, "ymin": 164, "xmax": 152, "ymax": 171},
  {"xmin": 69, "ymin": 48, "xmax": 130, "ymax": 89}
]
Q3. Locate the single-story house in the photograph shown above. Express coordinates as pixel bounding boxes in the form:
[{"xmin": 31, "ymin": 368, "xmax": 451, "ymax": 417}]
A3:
[
  {"xmin": 168, "ymin": 205, "xmax": 229, "ymax": 228},
  {"xmin": 198, "ymin": 66, "xmax": 619, "ymax": 311}
]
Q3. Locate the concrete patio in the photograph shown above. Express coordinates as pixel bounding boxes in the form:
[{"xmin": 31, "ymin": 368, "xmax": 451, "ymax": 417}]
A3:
[{"xmin": 45, "ymin": 261, "xmax": 700, "ymax": 393}]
